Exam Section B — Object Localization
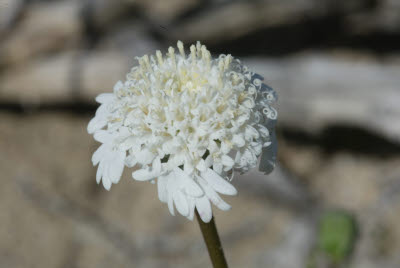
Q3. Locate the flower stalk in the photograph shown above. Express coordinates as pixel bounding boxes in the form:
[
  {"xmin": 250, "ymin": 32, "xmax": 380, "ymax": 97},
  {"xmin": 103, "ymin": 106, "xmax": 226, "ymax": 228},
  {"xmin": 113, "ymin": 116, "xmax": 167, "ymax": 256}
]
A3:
[{"xmin": 196, "ymin": 210, "xmax": 228, "ymax": 268}]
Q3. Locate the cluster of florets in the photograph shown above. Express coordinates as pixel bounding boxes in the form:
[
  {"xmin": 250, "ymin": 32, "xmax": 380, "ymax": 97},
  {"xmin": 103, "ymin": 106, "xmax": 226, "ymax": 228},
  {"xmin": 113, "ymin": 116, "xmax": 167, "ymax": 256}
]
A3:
[{"xmin": 88, "ymin": 41, "xmax": 277, "ymax": 222}]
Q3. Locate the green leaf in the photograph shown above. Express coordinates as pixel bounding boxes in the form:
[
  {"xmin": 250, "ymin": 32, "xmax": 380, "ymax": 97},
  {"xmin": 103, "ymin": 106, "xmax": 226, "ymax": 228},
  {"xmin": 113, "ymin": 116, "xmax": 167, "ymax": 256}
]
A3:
[{"xmin": 317, "ymin": 211, "xmax": 357, "ymax": 263}]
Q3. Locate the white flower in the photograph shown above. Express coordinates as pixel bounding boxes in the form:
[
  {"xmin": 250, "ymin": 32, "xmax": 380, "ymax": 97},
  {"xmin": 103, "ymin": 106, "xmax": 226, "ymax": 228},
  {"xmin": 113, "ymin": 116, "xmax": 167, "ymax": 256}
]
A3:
[{"xmin": 88, "ymin": 41, "xmax": 277, "ymax": 222}]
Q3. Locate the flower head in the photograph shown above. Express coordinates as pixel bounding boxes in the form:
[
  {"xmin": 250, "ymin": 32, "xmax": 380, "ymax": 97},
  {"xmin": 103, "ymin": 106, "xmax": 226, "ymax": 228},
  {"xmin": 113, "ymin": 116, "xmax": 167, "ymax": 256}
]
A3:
[{"xmin": 88, "ymin": 41, "xmax": 277, "ymax": 222}]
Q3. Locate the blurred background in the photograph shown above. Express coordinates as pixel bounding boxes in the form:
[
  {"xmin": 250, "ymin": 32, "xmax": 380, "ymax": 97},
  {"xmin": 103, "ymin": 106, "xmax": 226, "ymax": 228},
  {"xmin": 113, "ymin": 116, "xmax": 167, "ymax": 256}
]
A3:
[{"xmin": 1, "ymin": 0, "xmax": 400, "ymax": 267}]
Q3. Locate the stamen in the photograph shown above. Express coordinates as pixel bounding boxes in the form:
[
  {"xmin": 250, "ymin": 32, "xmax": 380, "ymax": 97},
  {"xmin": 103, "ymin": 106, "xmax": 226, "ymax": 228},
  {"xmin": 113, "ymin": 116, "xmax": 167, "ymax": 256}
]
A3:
[
  {"xmin": 177, "ymin": 40, "xmax": 185, "ymax": 58},
  {"xmin": 218, "ymin": 76, "xmax": 223, "ymax": 88},
  {"xmin": 201, "ymin": 45, "xmax": 207, "ymax": 60},
  {"xmin": 224, "ymin": 54, "xmax": 232, "ymax": 69},
  {"xmin": 190, "ymin": 45, "xmax": 196, "ymax": 65},
  {"xmin": 143, "ymin": 54, "xmax": 150, "ymax": 70},
  {"xmin": 156, "ymin": 50, "xmax": 163, "ymax": 65},
  {"xmin": 139, "ymin": 68, "xmax": 150, "ymax": 84},
  {"xmin": 218, "ymin": 58, "xmax": 224, "ymax": 71},
  {"xmin": 168, "ymin": 47, "xmax": 176, "ymax": 69},
  {"xmin": 196, "ymin": 41, "xmax": 202, "ymax": 57},
  {"xmin": 138, "ymin": 56, "xmax": 146, "ymax": 69},
  {"xmin": 206, "ymin": 51, "xmax": 211, "ymax": 70}
]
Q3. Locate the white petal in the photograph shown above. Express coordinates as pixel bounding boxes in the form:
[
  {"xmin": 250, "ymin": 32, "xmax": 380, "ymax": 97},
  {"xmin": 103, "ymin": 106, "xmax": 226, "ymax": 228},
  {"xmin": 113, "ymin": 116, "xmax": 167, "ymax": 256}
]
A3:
[
  {"xmin": 257, "ymin": 124, "xmax": 270, "ymax": 138},
  {"xmin": 87, "ymin": 116, "xmax": 107, "ymax": 134},
  {"xmin": 187, "ymin": 198, "xmax": 196, "ymax": 221},
  {"xmin": 208, "ymin": 140, "xmax": 219, "ymax": 154},
  {"xmin": 213, "ymin": 162, "xmax": 223, "ymax": 174},
  {"xmin": 245, "ymin": 125, "xmax": 259, "ymax": 140},
  {"xmin": 157, "ymin": 176, "xmax": 168, "ymax": 203},
  {"xmin": 116, "ymin": 127, "xmax": 131, "ymax": 139},
  {"xmin": 167, "ymin": 193, "xmax": 175, "ymax": 216},
  {"xmin": 94, "ymin": 130, "xmax": 112, "ymax": 143},
  {"xmin": 251, "ymin": 142, "xmax": 262, "ymax": 155},
  {"xmin": 152, "ymin": 157, "xmax": 162, "ymax": 174},
  {"xmin": 234, "ymin": 151, "xmax": 242, "ymax": 164},
  {"xmin": 173, "ymin": 190, "xmax": 189, "ymax": 217},
  {"xmin": 102, "ymin": 177, "xmax": 111, "ymax": 191},
  {"xmin": 263, "ymin": 141, "xmax": 272, "ymax": 147},
  {"xmin": 167, "ymin": 174, "xmax": 176, "ymax": 216},
  {"xmin": 221, "ymin": 155, "xmax": 234, "ymax": 168},
  {"xmin": 196, "ymin": 155, "xmax": 214, "ymax": 172},
  {"xmin": 232, "ymin": 134, "xmax": 245, "ymax": 147},
  {"xmin": 204, "ymin": 155, "xmax": 213, "ymax": 167},
  {"xmin": 136, "ymin": 149, "xmax": 155, "ymax": 165},
  {"xmin": 196, "ymin": 159, "xmax": 207, "ymax": 172},
  {"xmin": 236, "ymin": 114, "xmax": 250, "ymax": 126},
  {"xmin": 197, "ymin": 175, "xmax": 231, "ymax": 211},
  {"xmin": 96, "ymin": 160, "xmax": 104, "ymax": 184},
  {"xmin": 173, "ymin": 167, "xmax": 203, "ymax": 197},
  {"xmin": 95, "ymin": 93, "xmax": 114, "ymax": 104},
  {"xmin": 183, "ymin": 161, "xmax": 194, "ymax": 174},
  {"xmin": 167, "ymin": 152, "xmax": 185, "ymax": 168},
  {"xmin": 221, "ymin": 141, "xmax": 230, "ymax": 154},
  {"xmin": 95, "ymin": 102, "xmax": 108, "ymax": 116},
  {"xmin": 113, "ymin": 81, "xmax": 124, "ymax": 92},
  {"xmin": 125, "ymin": 154, "xmax": 137, "ymax": 168},
  {"xmin": 195, "ymin": 196, "xmax": 212, "ymax": 223},
  {"xmin": 197, "ymin": 127, "xmax": 208, "ymax": 136},
  {"xmin": 241, "ymin": 149, "xmax": 257, "ymax": 166},
  {"xmin": 183, "ymin": 179, "xmax": 203, "ymax": 197},
  {"xmin": 107, "ymin": 120, "xmax": 123, "ymax": 132},
  {"xmin": 200, "ymin": 168, "xmax": 237, "ymax": 196},
  {"xmin": 120, "ymin": 136, "xmax": 138, "ymax": 151},
  {"xmin": 132, "ymin": 168, "xmax": 154, "ymax": 181},
  {"xmin": 124, "ymin": 111, "xmax": 141, "ymax": 126},
  {"xmin": 210, "ymin": 129, "xmax": 226, "ymax": 140},
  {"xmin": 107, "ymin": 151, "xmax": 125, "ymax": 183},
  {"xmin": 92, "ymin": 144, "xmax": 106, "ymax": 166},
  {"xmin": 132, "ymin": 157, "xmax": 162, "ymax": 181}
]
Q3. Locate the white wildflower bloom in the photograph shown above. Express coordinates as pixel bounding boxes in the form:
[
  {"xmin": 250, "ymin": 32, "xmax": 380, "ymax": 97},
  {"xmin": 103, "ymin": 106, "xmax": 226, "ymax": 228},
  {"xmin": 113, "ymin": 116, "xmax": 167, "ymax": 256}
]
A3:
[{"xmin": 88, "ymin": 41, "xmax": 277, "ymax": 222}]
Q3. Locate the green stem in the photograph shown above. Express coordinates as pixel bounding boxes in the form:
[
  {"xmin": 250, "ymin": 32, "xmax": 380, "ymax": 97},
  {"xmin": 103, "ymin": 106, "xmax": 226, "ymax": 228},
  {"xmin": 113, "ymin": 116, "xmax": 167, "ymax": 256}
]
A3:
[{"xmin": 195, "ymin": 210, "xmax": 228, "ymax": 268}]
